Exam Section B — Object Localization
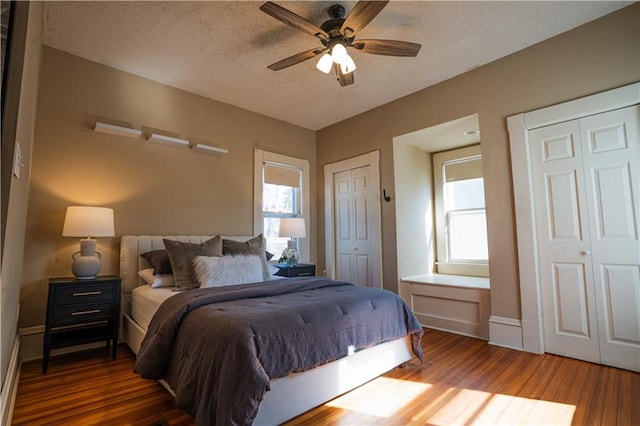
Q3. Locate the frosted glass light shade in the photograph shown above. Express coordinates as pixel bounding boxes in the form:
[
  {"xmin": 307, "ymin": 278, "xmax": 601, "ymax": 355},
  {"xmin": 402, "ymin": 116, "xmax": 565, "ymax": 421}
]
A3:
[
  {"xmin": 62, "ymin": 206, "xmax": 115, "ymax": 238},
  {"xmin": 331, "ymin": 44, "xmax": 348, "ymax": 64},
  {"xmin": 316, "ymin": 53, "xmax": 333, "ymax": 74},
  {"xmin": 340, "ymin": 54, "xmax": 357, "ymax": 74},
  {"xmin": 279, "ymin": 217, "xmax": 306, "ymax": 238}
]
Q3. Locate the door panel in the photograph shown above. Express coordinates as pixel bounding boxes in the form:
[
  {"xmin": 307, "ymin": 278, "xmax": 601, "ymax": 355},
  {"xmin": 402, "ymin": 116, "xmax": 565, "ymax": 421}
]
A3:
[
  {"xmin": 600, "ymin": 265, "xmax": 640, "ymax": 344},
  {"xmin": 545, "ymin": 171, "xmax": 583, "ymax": 241},
  {"xmin": 552, "ymin": 262, "xmax": 592, "ymax": 338},
  {"xmin": 355, "ymin": 254, "xmax": 370, "ymax": 289},
  {"xmin": 354, "ymin": 196, "xmax": 369, "ymax": 241},
  {"xmin": 335, "ymin": 171, "xmax": 353, "ymax": 283},
  {"xmin": 590, "ymin": 163, "xmax": 637, "ymax": 240}
]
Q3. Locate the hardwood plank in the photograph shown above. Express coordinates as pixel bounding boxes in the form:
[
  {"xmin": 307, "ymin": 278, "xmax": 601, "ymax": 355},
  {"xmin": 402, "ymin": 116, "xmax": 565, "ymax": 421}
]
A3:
[{"xmin": 12, "ymin": 328, "xmax": 638, "ymax": 425}]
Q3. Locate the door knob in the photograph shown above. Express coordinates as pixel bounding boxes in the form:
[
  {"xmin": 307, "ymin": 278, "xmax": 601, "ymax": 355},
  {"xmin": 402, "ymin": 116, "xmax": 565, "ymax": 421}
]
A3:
[{"xmin": 581, "ymin": 250, "xmax": 591, "ymax": 255}]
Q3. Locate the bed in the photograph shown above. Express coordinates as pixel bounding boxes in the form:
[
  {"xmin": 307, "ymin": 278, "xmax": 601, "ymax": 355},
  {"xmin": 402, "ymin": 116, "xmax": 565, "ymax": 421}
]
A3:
[{"xmin": 120, "ymin": 235, "xmax": 423, "ymax": 425}]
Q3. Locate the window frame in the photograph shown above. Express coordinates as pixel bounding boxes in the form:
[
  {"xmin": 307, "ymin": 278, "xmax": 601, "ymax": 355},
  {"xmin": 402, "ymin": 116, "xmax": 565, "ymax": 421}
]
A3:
[
  {"xmin": 433, "ymin": 144, "xmax": 489, "ymax": 277},
  {"xmin": 254, "ymin": 149, "xmax": 310, "ymax": 262}
]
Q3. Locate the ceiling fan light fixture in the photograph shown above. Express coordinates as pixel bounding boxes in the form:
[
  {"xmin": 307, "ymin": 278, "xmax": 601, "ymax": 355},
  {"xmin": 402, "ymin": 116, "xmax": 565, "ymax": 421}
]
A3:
[
  {"xmin": 340, "ymin": 54, "xmax": 357, "ymax": 74},
  {"xmin": 316, "ymin": 53, "xmax": 334, "ymax": 74}
]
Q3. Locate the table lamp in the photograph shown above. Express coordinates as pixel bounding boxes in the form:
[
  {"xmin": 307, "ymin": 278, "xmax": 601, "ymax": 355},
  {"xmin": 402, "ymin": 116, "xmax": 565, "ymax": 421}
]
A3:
[
  {"xmin": 279, "ymin": 217, "xmax": 306, "ymax": 265},
  {"xmin": 62, "ymin": 206, "xmax": 115, "ymax": 279}
]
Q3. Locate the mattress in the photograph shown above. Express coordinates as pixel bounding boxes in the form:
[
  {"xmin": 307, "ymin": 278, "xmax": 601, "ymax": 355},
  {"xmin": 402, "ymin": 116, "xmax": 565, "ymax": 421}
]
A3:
[{"xmin": 131, "ymin": 286, "xmax": 177, "ymax": 331}]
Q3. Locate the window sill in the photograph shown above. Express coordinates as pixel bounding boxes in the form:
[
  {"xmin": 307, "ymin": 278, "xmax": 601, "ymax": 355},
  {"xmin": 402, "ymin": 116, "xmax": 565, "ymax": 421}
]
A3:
[{"xmin": 401, "ymin": 273, "xmax": 490, "ymax": 290}]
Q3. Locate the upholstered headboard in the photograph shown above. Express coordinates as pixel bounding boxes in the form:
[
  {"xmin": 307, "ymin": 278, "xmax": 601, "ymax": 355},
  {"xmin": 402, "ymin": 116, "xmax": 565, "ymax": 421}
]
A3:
[{"xmin": 119, "ymin": 235, "xmax": 253, "ymax": 295}]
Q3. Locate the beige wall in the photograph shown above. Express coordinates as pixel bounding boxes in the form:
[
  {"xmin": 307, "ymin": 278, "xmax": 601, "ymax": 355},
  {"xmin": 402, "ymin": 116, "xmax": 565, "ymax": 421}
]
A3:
[
  {"xmin": 316, "ymin": 4, "xmax": 639, "ymax": 320},
  {"xmin": 19, "ymin": 46, "xmax": 316, "ymax": 328}
]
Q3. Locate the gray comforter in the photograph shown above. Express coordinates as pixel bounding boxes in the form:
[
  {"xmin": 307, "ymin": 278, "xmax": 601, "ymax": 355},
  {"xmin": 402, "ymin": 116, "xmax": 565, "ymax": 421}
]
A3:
[{"xmin": 134, "ymin": 277, "xmax": 423, "ymax": 425}]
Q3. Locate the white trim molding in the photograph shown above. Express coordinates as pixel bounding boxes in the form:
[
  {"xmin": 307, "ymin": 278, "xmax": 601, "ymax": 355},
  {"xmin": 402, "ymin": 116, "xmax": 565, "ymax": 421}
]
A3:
[
  {"xmin": 507, "ymin": 82, "xmax": 640, "ymax": 354},
  {"xmin": 489, "ymin": 316, "xmax": 523, "ymax": 351},
  {"xmin": 1, "ymin": 334, "xmax": 21, "ymax": 426}
]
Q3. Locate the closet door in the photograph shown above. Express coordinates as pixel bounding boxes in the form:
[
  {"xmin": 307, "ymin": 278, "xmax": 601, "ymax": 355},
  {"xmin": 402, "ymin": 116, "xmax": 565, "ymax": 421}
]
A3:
[
  {"xmin": 333, "ymin": 166, "xmax": 377, "ymax": 287},
  {"xmin": 529, "ymin": 105, "xmax": 639, "ymax": 371},
  {"xmin": 580, "ymin": 106, "xmax": 639, "ymax": 371}
]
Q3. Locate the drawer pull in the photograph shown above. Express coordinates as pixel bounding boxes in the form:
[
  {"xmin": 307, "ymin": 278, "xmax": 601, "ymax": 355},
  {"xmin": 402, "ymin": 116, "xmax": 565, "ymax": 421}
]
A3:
[
  {"xmin": 72, "ymin": 291, "xmax": 102, "ymax": 297},
  {"xmin": 71, "ymin": 309, "xmax": 101, "ymax": 316},
  {"xmin": 298, "ymin": 272, "xmax": 311, "ymax": 276}
]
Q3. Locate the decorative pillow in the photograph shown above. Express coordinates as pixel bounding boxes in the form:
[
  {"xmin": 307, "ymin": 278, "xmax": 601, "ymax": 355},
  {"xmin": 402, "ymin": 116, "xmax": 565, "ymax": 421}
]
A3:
[
  {"xmin": 192, "ymin": 255, "xmax": 264, "ymax": 288},
  {"xmin": 137, "ymin": 268, "xmax": 175, "ymax": 288},
  {"xmin": 163, "ymin": 236, "xmax": 223, "ymax": 290},
  {"xmin": 141, "ymin": 249, "xmax": 172, "ymax": 275},
  {"xmin": 222, "ymin": 234, "xmax": 270, "ymax": 281}
]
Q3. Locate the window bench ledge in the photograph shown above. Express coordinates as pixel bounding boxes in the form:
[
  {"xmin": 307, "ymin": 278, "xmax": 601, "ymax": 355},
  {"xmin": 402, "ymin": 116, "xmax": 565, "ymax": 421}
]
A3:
[{"xmin": 401, "ymin": 274, "xmax": 490, "ymax": 290}]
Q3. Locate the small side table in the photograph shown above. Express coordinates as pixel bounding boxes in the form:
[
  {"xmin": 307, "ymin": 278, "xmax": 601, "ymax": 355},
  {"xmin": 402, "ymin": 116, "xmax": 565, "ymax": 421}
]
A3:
[
  {"xmin": 273, "ymin": 263, "xmax": 316, "ymax": 278},
  {"xmin": 43, "ymin": 276, "xmax": 121, "ymax": 373}
]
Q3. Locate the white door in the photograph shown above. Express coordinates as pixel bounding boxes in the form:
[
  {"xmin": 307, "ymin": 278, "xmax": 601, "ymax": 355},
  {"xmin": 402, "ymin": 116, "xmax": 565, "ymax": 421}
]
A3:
[
  {"xmin": 334, "ymin": 166, "xmax": 377, "ymax": 287},
  {"xmin": 529, "ymin": 105, "xmax": 640, "ymax": 371}
]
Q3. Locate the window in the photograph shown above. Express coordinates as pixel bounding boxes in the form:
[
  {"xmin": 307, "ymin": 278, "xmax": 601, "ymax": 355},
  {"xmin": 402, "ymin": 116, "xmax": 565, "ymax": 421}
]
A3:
[
  {"xmin": 254, "ymin": 149, "xmax": 310, "ymax": 261},
  {"xmin": 433, "ymin": 145, "xmax": 489, "ymax": 277}
]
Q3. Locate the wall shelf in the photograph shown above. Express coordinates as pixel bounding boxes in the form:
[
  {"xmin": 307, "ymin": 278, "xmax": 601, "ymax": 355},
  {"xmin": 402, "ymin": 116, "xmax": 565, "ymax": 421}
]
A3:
[
  {"xmin": 94, "ymin": 122, "xmax": 142, "ymax": 139},
  {"xmin": 192, "ymin": 143, "xmax": 228, "ymax": 156},
  {"xmin": 147, "ymin": 133, "xmax": 190, "ymax": 146}
]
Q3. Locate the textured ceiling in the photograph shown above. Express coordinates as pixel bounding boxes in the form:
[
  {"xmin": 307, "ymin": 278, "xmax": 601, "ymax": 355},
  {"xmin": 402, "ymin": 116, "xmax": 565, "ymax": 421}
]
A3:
[{"xmin": 42, "ymin": 1, "xmax": 631, "ymax": 130}]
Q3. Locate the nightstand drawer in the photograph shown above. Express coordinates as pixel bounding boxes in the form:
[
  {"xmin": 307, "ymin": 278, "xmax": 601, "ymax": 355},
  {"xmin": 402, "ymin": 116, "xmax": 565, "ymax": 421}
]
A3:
[
  {"xmin": 55, "ymin": 284, "xmax": 115, "ymax": 305},
  {"xmin": 53, "ymin": 302, "xmax": 114, "ymax": 325}
]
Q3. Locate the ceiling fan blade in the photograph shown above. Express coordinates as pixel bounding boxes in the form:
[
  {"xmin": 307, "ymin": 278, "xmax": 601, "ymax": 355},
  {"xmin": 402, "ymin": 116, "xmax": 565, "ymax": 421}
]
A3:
[
  {"xmin": 260, "ymin": 2, "xmax": 329, "ymax": 41},
  {"xmin": 267, "ymin": 47, "xmax": 327, "ymax": 71},
  {"xmin": 340, "ymin": 1, "xmax": 389, "ymax": 37},
  {"xmin": 335, "ymin": 64, "xmax": 354, "ymax": 87},
  {"xmin": 351, "ymin": 39, "xmax": 421, "ymax": 57}
]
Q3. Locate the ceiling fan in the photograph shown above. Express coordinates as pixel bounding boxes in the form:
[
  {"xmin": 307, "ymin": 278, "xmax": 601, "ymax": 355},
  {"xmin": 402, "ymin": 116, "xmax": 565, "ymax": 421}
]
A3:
[{"xmin": 260, "ymin": 1, "xmax": 422, "ymax": 87}]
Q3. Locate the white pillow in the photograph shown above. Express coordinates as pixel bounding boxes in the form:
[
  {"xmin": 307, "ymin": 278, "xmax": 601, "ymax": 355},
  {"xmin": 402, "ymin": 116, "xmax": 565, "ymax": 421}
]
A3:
[
  {"xmin": 192, "ymin": 255, "xmax": 264, "ymax": 288},
  {"xmin": 138, "ymin": 268, "xmax": 175, "ymax": 288}
]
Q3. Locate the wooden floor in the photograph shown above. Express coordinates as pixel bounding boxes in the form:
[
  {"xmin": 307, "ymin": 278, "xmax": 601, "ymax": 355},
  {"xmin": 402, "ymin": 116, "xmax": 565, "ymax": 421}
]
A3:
[{"xmin": 12, "ymin": 328, "xmax": 639, "ymax": 425}]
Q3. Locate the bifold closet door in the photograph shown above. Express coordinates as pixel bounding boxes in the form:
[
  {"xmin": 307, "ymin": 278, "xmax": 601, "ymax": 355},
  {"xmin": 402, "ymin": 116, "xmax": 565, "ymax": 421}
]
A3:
[
  {"xmin": 333, "ymin": 166, "xmax": 376, "ymax": 287},
  {"xmin": 529, "ymin": 105, "xmax": 639, "ymax": 372}
]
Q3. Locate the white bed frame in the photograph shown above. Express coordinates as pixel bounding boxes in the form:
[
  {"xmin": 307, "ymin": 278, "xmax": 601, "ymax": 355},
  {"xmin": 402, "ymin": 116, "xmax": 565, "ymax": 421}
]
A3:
[{"xmin": 120, "ymin": 235, "xmax": 414, "ymax": 425}]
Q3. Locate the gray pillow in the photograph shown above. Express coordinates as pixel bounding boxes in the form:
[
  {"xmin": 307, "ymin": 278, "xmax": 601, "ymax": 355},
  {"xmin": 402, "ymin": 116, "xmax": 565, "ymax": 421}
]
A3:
[
  {"xmin": 222, "ymin": 234, "xmax": 270, "ymax": 281},
  {"xmin": 163, "ymin": 236, "xmax": 223, "ymax": 290},
  {"xmin": 141, "ymin": 249, "xmax": 172, "ymax": 275}
]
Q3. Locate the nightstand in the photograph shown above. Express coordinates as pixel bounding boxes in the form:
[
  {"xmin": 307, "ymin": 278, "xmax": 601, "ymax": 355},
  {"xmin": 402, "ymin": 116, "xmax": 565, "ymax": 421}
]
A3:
[
  {"xmin": 43, "ymin": 276, "xmax": 121, "ymax": 373},
  {"xmin": 273, "ymin": 263, "xmax": 316, "ymax": 277}
]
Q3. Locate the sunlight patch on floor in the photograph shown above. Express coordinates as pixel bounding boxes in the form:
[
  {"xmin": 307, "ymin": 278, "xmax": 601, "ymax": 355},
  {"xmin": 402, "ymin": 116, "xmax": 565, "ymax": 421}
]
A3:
[
  {"xmin": 327, "ymin": 377, "xmax": 431, "ymax": 418},
  {"xmin": 423, "ymin": 387, "xmax": 576, "ymax": 426},
  {"xmin": 326, "ymin": 376, "xmax": 576, "ymax": 425}
]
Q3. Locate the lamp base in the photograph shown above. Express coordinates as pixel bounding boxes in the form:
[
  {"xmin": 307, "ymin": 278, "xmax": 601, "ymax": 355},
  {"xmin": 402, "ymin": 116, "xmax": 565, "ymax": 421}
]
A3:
[
  {"xmin": 71, "ymin": 238, "xmax": 102, "ymax": 279},
  {"xmin": 71, "ymin": 255, "xmax": 101, "ymax": 279}
]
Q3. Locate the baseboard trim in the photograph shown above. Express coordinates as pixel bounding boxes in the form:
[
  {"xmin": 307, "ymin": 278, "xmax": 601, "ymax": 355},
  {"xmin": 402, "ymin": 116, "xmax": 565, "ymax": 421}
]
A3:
[
  {"xmin": 488, "ymin": 315, "xmax": 524, "ymax": 351},
  {"xmin": 1, "ymin": 333, "xmax": 21, "ymax": 426},
  {"xmin": 19, "ymin": 325, "xmax": 108, "ymax": 363}
]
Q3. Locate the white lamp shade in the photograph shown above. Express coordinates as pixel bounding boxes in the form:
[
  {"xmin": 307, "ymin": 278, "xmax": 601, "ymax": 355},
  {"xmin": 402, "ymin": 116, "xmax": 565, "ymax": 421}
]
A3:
[
  {"xmin": 62, "ymin": 206, "xmax": 115, "ymax": 238},
  {"xmin": 279, "ymin": 218, "xmax": 306, "ymax": 238}
]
